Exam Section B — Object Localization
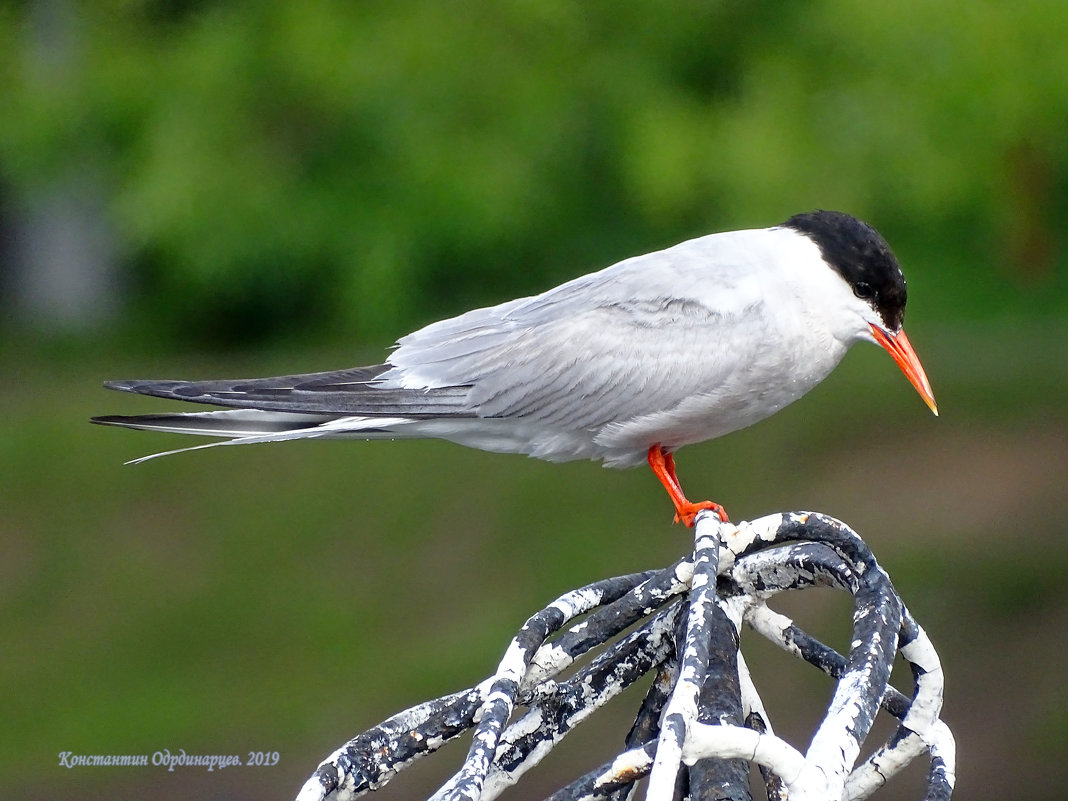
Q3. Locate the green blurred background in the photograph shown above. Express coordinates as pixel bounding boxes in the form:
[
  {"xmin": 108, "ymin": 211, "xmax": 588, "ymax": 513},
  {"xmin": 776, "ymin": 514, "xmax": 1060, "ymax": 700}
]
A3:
[{"xmin": 1, "ymin": 2, "xmax": 1065, "ymax": 799}]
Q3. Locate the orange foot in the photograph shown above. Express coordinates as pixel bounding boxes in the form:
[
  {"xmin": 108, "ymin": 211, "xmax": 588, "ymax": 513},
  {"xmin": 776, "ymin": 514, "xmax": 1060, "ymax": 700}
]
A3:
[
  {"xmin": 672, "ymin": 499, "xmax": 729, "ymax": 528},
  {"xmin": 647, "ymin": 444, "xmax": 730, "ymax": 527}
]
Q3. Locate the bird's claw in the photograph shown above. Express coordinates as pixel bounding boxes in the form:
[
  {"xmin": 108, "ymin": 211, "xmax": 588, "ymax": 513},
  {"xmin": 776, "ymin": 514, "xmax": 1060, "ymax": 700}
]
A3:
[{"xmin": 673, "ymin": 501, "xmax": 729, "ymax": 527}]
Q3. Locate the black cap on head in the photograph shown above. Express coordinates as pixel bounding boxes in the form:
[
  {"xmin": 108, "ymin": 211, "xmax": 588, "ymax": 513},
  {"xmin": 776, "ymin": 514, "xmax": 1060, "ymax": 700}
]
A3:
[{"xmin": 782, "ymin": 210, "xmax": 907, "ymax": 331}]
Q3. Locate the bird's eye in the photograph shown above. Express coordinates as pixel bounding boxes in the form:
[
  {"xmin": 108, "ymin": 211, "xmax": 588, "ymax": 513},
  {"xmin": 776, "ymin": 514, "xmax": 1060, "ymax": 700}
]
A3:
[{"xmin": 853, "ymin": 282, "xmax": 875, "ymax": 300}]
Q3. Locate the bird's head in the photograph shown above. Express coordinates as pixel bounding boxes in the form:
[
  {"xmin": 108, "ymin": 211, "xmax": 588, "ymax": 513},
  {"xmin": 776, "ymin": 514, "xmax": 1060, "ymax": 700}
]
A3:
[{"xmin": 783, "ymin": 210, "xmax": 938, "ymax": 416}]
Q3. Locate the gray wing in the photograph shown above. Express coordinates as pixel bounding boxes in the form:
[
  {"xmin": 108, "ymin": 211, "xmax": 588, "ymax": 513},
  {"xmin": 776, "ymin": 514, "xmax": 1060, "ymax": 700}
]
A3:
[
  {"xmin": 101, "ymin": 230, "xmax": 768, "ymax": 432},
  {"xmin": 382, "ymin": 234, "xmax": 767, "ymax": 429}
]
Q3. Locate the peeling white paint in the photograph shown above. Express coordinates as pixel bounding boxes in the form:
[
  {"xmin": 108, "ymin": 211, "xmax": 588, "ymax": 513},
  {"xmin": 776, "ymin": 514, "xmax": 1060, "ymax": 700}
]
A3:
[{"xmin": 296, "ymin": 511, "xmax": 954, "ymax": 801}]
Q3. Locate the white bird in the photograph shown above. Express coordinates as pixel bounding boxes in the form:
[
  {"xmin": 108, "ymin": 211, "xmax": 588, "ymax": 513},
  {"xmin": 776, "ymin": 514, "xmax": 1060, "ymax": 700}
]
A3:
[{"xmin": 93, "ymin": 210, "xmax": 937, "ymax": 526}]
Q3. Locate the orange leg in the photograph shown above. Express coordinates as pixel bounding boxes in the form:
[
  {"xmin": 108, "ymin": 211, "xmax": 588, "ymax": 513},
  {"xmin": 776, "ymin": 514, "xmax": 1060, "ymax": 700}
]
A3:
[{"xmin": 647, "ymin": 444, "xmax": 729, "ymax": 527}]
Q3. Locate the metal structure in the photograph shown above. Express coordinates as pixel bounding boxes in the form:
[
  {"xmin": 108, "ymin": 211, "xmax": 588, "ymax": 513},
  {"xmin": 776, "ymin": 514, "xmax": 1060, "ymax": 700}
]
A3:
[{"xmin": 296, "ymin": 512, "xmax": 955, "ymax": 801}]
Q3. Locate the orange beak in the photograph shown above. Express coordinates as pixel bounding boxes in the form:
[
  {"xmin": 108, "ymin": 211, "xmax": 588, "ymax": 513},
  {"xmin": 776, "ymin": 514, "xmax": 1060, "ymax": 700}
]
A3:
[{"xmin": 870, "ymin": 325, "xmax": 938, "ymax": 416}]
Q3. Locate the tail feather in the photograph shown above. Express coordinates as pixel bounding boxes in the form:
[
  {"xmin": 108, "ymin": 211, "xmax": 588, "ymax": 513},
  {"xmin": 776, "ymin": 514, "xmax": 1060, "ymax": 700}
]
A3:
[
  {"xmin": 90, "ymin": 408, "xmax": 414, "ymax": 463},
  {"xmin": 96, "ymin": 364, "xmax": 480, "ymax": 463},
  {"xmin": 90, "ymin": 409, "xmax": 338, "ymax": 437}
]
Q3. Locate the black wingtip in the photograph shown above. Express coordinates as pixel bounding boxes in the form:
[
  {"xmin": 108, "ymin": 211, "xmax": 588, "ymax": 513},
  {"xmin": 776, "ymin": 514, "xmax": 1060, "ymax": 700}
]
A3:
[
  {"xmin": 103, "ymin": 380, "xmax": 139, "ymax": 392},
  {"xmin": 101, "ymin": 379, "xmax": 195, "ymax": 400}
]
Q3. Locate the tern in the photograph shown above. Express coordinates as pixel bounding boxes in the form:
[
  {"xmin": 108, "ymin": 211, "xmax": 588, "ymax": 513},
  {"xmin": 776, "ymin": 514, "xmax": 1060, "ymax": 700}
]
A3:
[{"xmin": 93, "ymin": 210, "xmax": 937, "ymax": 526}]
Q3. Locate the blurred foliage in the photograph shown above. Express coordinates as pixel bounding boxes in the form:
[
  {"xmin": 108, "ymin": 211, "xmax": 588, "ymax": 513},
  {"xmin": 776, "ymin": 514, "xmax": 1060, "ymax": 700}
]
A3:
[
  {"xmin": 1, "ymin": 5, "xmax": 1067, "ymax": 800},
  {"xmin": 1, "ymin": 0, "xmax": 1066, "ymax": 346}
]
